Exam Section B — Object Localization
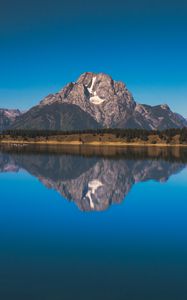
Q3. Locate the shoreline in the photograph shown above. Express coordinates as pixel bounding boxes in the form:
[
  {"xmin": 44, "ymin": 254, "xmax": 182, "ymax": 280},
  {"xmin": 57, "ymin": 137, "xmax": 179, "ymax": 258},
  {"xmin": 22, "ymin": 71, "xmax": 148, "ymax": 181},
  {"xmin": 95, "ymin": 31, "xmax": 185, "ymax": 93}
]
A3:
[{"xmin": 1, "ymin": 140, "xmax": 187, "ymax": 147}]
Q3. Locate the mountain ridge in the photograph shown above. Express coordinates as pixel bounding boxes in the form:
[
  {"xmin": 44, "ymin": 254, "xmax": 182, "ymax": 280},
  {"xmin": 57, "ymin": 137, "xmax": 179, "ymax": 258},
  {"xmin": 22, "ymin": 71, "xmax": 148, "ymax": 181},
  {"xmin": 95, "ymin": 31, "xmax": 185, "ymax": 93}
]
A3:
[{"xmin": 1, "ymin": 72, "xmax": 187, "ymax": 131}]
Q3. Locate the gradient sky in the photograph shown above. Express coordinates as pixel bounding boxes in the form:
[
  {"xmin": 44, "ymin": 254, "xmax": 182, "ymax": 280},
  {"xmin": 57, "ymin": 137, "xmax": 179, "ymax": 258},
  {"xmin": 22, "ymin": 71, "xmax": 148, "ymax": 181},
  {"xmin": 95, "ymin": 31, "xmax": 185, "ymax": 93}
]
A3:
[{"xmin": 0, "ymin": 0, "xmax": 187, "ymax": 115}]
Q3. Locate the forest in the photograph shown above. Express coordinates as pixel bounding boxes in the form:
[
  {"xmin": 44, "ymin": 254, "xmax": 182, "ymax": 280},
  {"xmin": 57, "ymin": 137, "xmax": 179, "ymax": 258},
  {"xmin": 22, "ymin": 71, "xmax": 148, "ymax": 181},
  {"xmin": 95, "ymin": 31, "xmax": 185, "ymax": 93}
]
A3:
[{"xmin": 1, "ymin": 128, "xmax": 187, "ymax": 144}]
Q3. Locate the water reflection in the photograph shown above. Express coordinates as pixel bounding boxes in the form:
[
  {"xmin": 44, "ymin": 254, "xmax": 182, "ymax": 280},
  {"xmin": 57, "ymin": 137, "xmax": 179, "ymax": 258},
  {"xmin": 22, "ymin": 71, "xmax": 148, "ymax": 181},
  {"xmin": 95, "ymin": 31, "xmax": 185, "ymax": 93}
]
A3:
[{"xmin": 0, "ymin": 145, "xmax": 186, "ymax": 211}]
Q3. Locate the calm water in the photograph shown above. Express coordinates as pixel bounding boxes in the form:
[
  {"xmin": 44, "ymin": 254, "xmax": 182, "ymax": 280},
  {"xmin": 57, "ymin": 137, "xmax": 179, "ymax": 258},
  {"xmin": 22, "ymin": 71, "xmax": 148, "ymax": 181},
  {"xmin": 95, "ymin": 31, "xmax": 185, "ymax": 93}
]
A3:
[{"xmin": 0, "ymin": 145, "xmax": 187, "ymax": 300}]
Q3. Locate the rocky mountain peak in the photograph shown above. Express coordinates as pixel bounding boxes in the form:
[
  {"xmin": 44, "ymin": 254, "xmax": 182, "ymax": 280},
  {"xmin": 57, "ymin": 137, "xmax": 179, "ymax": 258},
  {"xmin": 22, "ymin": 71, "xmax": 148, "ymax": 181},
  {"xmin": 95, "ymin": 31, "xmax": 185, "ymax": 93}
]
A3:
[
  {"xmin": 160, "ymin": 104, "xmax": 170, "ymax": 110},
  {"xmin": 6, "ymin": 72, "xmax": 187, "ymax": 131},
  {"xmin": 77, "ymin": 71, "xmax": 114, "ymax": 87},
  {"xmin": 0, "ymin": 108, "xmax": 21, "ymax": 117},
  {"xmin": 39, "ymin": 72, "xmax": 136, "ymax": 127},
  {"xmin": 76, "ymin": 71, "xmax": 97, "ymax": 85},
  {"xmin": 77, "ymin": 72, "xmax": 127, "ymax": 98}
]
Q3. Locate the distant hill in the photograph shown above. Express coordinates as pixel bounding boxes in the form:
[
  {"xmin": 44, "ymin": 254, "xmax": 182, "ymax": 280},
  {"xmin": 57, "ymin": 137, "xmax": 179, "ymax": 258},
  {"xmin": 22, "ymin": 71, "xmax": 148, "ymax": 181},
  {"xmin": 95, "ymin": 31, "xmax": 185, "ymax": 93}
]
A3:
[{"xmin": 0, "ymin": 109, "xmax": 22, "ymax": 131}]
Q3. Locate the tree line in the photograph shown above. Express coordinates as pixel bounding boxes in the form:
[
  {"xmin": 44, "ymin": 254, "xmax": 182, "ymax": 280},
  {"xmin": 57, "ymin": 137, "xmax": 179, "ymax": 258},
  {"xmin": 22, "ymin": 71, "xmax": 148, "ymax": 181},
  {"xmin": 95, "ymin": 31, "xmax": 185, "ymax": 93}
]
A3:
[{"xmin": 1, "ymin": 127, "xmax": 187, "ymax": 143}]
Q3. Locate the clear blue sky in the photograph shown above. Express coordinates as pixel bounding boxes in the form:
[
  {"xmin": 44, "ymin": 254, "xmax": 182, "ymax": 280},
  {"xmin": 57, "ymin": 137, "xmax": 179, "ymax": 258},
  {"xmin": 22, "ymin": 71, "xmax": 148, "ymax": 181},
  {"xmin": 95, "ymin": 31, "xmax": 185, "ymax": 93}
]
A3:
[{"xmin": 0, "ymin": 0, "xmax": 187, "ymax": 116}]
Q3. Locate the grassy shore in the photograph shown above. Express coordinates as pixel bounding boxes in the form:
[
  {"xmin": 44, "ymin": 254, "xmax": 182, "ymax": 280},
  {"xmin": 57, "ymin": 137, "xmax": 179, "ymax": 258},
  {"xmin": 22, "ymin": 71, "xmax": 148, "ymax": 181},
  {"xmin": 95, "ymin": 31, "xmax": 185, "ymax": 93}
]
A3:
[{"xmin": 1, "ymin": 133, "xmax": 187, "ymax": 147}]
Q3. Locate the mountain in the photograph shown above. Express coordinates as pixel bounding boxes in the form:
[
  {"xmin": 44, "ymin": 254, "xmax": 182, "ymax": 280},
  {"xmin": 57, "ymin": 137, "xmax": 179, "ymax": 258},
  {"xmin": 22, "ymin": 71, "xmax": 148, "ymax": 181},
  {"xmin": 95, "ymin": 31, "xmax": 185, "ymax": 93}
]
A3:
[
  {"xmin": 133, "ymin": 104, "xmax": 187, "ymax": 130},
  {"xmin": 0, "ymin": 109, "xmax": 22, "ymax": 131},
  {"xmin": 10, "ymin": 72, "xmax": 187, "ymax": 130}
]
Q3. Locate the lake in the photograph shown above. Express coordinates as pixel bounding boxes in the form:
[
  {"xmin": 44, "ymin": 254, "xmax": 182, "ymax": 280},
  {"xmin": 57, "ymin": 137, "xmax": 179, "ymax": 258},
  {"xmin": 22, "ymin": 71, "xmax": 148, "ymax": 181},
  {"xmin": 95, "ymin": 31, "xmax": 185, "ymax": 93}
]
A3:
[{"xmin": 0, "ymin": 144, "xmax": 187, "ymax": 300}]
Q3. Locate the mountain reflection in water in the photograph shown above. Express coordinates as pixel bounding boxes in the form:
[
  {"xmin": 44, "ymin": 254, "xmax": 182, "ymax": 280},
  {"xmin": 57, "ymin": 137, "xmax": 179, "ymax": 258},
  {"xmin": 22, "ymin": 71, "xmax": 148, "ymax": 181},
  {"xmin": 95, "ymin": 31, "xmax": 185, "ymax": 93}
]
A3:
[{"xmin": 0, "ymin": 145, "xmax": 187, "ymax": 212}]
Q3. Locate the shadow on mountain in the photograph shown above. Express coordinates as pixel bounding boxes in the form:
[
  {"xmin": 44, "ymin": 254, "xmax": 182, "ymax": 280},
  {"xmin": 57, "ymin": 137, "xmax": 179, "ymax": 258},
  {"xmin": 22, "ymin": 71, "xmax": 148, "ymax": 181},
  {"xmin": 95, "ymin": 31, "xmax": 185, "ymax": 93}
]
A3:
[{"xmin": 0, "ymin": 145, "xmax": 186, "ymax": 211}]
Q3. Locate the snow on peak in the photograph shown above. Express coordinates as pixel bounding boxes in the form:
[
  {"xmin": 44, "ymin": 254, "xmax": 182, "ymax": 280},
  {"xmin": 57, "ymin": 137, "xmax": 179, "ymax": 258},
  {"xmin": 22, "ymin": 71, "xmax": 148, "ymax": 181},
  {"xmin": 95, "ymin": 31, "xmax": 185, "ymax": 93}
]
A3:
[
  {"xmin": 87, "ymin": 77, "xmax": 105, "ymax": 105},
  {"xmin": 161, "ymin": 104, "xmax": 169, "ymax": 110},
  {"xmin": 90, "ymin": 94, "xmax": 105, "ymax": 105},
  {"xmin": 87, "ymin": 76, "xmax": 96, "ymax": 94}
]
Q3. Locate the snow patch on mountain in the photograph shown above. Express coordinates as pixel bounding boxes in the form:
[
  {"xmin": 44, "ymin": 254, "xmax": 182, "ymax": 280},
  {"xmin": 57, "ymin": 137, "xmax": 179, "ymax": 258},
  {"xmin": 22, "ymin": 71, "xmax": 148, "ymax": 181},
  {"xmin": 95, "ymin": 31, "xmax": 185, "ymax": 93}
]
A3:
[
  {"xmin": 87, "ymin": 76, "xmax": 96, "ymax": 94},
  {"xmin": 90, "ymin": 93, "xmax": 105, "ymax": 105}
]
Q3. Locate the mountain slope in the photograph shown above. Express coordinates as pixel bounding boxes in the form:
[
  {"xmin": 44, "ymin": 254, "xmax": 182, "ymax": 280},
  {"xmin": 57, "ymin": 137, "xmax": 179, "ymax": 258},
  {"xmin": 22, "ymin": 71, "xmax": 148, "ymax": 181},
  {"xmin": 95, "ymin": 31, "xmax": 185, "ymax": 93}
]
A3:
[{"xmin": 11, "ymin": 103, "xmax": 100, "ymax": 130}]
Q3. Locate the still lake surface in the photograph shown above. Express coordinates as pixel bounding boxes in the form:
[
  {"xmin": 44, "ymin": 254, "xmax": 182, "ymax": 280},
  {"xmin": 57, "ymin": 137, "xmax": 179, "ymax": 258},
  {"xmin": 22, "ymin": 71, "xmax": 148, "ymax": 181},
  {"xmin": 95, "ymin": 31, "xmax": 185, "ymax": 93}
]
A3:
[{"xmin": 0, "ymin": 145, "xmax": 187, "ymax": 300}]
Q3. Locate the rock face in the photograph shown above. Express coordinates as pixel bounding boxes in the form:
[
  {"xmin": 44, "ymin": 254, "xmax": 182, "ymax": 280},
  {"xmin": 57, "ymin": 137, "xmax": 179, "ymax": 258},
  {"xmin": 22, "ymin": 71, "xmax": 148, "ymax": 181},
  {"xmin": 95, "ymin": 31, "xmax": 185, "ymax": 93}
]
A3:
[
  {"xmin": 9, "ymin": 72, "xmax": 187, "ymax": 130},
  {"xmin": 0, "ymin": 109, "xmax": 22, "ymax": 131}
]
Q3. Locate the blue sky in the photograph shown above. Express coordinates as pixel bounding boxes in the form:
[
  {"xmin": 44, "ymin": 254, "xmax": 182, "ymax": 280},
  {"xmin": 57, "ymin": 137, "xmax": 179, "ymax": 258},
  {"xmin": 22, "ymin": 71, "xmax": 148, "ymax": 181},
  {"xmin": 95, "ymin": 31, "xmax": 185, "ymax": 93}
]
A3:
[{"xmin": 0, "ymin": 0, "xmax": 187, "ymax": 116}]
